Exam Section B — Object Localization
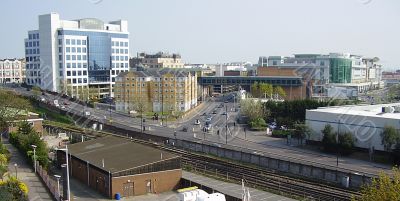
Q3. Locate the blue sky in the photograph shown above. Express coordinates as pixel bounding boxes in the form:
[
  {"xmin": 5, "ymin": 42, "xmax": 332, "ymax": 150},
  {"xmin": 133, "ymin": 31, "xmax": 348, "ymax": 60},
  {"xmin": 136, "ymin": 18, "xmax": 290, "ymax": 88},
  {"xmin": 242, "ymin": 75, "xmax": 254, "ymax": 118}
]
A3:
[{"xmin": 1, "ymin": 0, "xmax": 399, "ymax": 69}]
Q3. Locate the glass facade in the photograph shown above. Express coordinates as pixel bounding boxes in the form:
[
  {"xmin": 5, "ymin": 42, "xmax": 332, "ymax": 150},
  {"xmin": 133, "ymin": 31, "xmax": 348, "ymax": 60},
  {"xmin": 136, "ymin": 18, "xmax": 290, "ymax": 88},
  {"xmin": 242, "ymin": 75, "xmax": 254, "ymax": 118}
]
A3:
[
  {"xmin": 58, "ymin": 30, "xmax": 128, "ymax": 83},
  {"xmin": 329, "ymin": 58, "xmax": 352, "ymax": 83},
  {"xmin": 58, "ymin": 30, "xmax": 128, "ymax": 71}
]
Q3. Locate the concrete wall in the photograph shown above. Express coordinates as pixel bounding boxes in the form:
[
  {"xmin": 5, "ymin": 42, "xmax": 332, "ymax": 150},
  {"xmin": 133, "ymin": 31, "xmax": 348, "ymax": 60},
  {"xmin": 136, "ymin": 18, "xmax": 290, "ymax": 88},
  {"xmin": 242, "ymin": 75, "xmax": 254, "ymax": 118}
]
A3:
[{"xmin": 175, "ymin": 139, "xmax": 372, "ymax": 189}]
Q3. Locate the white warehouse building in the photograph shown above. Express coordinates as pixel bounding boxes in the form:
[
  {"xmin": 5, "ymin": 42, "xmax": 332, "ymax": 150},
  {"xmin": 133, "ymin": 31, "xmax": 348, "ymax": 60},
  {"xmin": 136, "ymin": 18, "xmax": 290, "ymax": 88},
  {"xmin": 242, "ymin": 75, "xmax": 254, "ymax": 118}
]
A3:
[{"xmin": 306, "ymin": 104, "xmax": 400, "ymax": 151}]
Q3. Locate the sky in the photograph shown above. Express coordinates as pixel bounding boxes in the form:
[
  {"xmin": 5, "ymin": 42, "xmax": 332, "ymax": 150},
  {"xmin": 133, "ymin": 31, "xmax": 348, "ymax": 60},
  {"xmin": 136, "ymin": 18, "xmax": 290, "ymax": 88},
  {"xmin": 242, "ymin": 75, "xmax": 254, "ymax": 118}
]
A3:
[{"xmin": 1, "ymin": 0, "xmax": 399, "ymax": 69}]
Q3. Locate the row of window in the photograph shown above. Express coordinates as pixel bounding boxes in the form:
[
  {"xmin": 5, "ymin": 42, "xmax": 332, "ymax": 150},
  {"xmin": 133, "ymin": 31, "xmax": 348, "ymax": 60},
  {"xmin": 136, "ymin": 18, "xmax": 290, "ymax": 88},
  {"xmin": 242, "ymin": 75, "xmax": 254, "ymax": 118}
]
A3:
[
  {"xmin": 26, "ymin": 49, "xmax": 40, "ymax": 55},
  {"xmin": 112, "ymin": 48, "xmax": 129, "ymax": 54},
  {"xmin": 26, "ymin": 63, "xmax": 39, "ymax": 69},
  {"xmin": 64, "ymin": 39, "xmax": 87, "ymax": 46},
  {"xmin": 0, "ymin": 65, "xmax": 20, "ymax": 69},
  {"xmin": 65, "ymin": 63, "xmax": 88, "ymax": 69},
  {"xmin": 66, "ymin": 70, "xmax": 88, "ymax": 77},
  {"xmin": 64, "ymin": 47, "xmax": 87, "ymax": 53},
  {"xmin": 0, "ymin": 72, "xmax": 20, "ymax": 76},
  {"xmin": 112, "ymin": 41, "xmax": 128, "ymax": 47},
  {"xmin": 112, "ymin": 56, "xmax": 129, "ymax": 61},
  {"xmin": 125, "ymin": 77, "xmax": 186, "ymax": 81},
  {"xmin": 26, "ymin": 78, "xmax": 41, "ymax": 85},
  {"xmin": 69, "ymin": 78, "xmax": 88, "ymax": 84},
  {"xmin": 25, "ymin": 41, "xmax": 40, "ymax": 47},
  {"xmin": 28, "ymin": 33, "xmax": 39, "ymax": 40},
  {"xmin": 26, "ymin": 56, "xmax": 40, "ymax": 62},
  {"xmin": 112, "ymin": 63, "xmax": 129, "ymax": 68},
  {"xmin": 28, "ymin": 71, "xmax": 40, "ymax": 76},
  {"xmin": 65, "ymin": 55, "xmax": 87, "ymax": 61}
]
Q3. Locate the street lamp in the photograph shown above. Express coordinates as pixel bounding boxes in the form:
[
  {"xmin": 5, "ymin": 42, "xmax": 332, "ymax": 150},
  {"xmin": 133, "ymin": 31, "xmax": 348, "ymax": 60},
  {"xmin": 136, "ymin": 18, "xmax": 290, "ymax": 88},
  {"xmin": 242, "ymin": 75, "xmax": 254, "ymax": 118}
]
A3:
[
  {"xmin": 337, "ymin": 119, "xmax": 341, "ymax": 167},
  {"xmin": 31, "ymin": 145, "xmax": 37, "ymax": 173},
  {"xmin": 56, "ymin": 146, "xmax": 71, "ymax": 201},
  {"xmin": 225, "ymin": 105, "xmax": 228, "ymax": 144},
  {"xmin": 54, "ymin": 174, "xmax": 61, "ymax": 197},
  {"xmin": 174, "ymin": 131, "xmax": 177, "ymax": 141},
  {"xmin": 14, "ymin": 163, "xmax": 17, "ymax": 179}
]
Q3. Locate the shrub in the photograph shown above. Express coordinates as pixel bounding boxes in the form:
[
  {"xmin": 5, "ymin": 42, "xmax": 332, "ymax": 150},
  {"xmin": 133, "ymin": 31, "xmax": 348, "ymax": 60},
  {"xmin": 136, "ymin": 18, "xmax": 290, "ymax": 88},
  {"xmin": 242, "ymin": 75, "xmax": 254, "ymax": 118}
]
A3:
[
  {"xmin": 321, "ymin": 124, "xmax": 336, "ymax": 152},
  {"xmin": 272, "ymin": 130, "xmax": 291, "ymax": 138},
  {"xmin": 339, "ymin": 132, "xmax": 355, "ymax": 155},
  {"xmin": 249, "ymin": 118, "xmax": 267, "ymax": 130}
]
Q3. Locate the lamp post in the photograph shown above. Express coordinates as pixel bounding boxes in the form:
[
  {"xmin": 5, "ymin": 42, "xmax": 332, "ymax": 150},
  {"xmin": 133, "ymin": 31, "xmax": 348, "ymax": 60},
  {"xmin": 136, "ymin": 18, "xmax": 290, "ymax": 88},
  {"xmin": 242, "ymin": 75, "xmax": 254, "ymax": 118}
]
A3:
[
  {"xmin": 31, "ymin": 145, "xmax": 37, "ymax": 173},
  {"xmin": 57, "ymin": 146, "xmax": 70, "ymax": 201},
  {"xmin": 14, "ymin": 163, "xmax": 17, "ymax": 179},
  {"xmin": 225, "ymin": 105, "xmax": 228, "ymax": 144},
  {"xmin": 337, "ymin": 119, "xmax": 341, "ymax": 167},
  {"xmin": 54, "ymin": 174, "xmax": 61, "ymax": 197}
]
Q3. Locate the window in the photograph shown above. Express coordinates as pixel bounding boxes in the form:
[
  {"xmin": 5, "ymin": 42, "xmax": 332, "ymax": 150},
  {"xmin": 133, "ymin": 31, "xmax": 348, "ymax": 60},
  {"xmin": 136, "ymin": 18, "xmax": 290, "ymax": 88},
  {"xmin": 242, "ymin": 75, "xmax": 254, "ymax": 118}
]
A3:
[
  {"xmin": 73, "ymin": 78, "xmax": 76, "ymax": 83},
  {"xmin": 59, "ymin": 71, "xmax": 63, "ymax": 76},
  {"xmin": 72, "ymin": 55, "xmax": 76, "ymax": 60},
  {"xmin": 125, "ymin": 49, "xmax": 128, "ymax": 54},
  {"xmin": 77, "ymin": 47, "xmax": 81, "ymax": 53},
  {"xmin": 112, "ymin": 56, "xmax": 115, "ymax": 61},
  {"xmin": 78, "ymin": 78, "xmax": 82, "ymax": 83},
  {"xmin": 77, "ymin": 40, "xmax": 81, "ymax": 45},
  {"xmin": 58, "ymin": 47, "xmax": 62, "ymax": 53},
  {"xmin": 67, "ymin": 63, "xmax": 71, "ymax": 68},
  {"xmin": 112, "ymin": 49, "xmax": 115, "ymax": 53},
  {"xmin": 116, "ymin": 49, "xmax": 119, "ymax": 54},
  {"xmin": 82, "ymin": 55, "xmax": 87, "ymax": 60},
  {"xmin": 72, "ymin": 63, "xmax": 76, "ymax": 68},
  {"xmin": 83, "ymin": 71, "xmax": 87, "ymax": 75},
  {"xmin": 67, "ymin": 71, "xmax": 71, "ymax": 76},
  {"xmin": 66, "ymin": 39, "xmax": 70, "ymax": 45},
  {"xmin": 72, "ymin": 71, "xmax": 76, "ymax": 76},
  {"xmin": 60, "ymin": 55, "xmax": 64, "ymax": 60},
  {"xmin": 66, "ymin": 47, "xmax": 70, "ymax": 52},
  {"xmin": 72, "ymin": 47, "xmax": 76, "ymax": 53},
  {"xmin": 116, "ymin": 42, "xmax": 119, "ymax": 47},
  {"xmin": 78, "ymin": 63, "xmax": 82, "ymax": 68},
  {"xmin": 124, "ymin": 42, "xmax": 128, "ymax": 47},
  {"xmin": 125, "ymin": 56, "xmax": 128, "ymax": 61},
  {"xmin": 77, "ymin": 55, "xmax": 81, "ymax": 60},
  {"xmin": 82, "ymin": 40, "xmax": 86, "ymax": 45},
  {"xmin": 71, "ymin": 39, "xmax": 75, "ymax": 45},
  {"xmin": 29, "ymin": 34, "xmax": 32, "ymax": 40},
  {"xmin": 83, "ymin": 47, "xmax": 86, "ymax": 53},
  {"xmin": 58, "ymin": 39, "xmax": 62, "ymax": 45},
  {"xmin": 25, "ymin": 42, "xmax": 28, "ymax": 47},
  {"xmin": 320, "ymin": 61, "xmax": 325, "ymax": 66},
  {"xmin": 120, "ymin": 42, "xmax": 123, "ymax": 46},
  {"xmin": 83, "ymin": 78, "xmax": 87, "ymax": 83},
  {"xmin": 59, "ymin": 63, "xmax": 63, "ymax": 69},
  {"xmin": 78, "ymin": 71, "xmax": 82, "ymax": 76}
]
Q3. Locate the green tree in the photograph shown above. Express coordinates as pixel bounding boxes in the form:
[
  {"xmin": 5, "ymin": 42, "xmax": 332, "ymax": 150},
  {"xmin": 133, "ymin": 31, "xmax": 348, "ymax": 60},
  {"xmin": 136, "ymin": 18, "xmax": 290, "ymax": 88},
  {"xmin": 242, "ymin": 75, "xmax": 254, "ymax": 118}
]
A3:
[
  {"xmin": 0, "ymin": 90, "xmax": 31, "ymax": 132},
  {"xmin": 294, "ymin": 123, "xmax": 310, "ymax": 145},
  {"xmin": 321, "ymin": 124, "xmax": 336, "ymax": 152},
  {"xmin": 250, "ymin": 82, "xmax": 259, "ymax": 98},
  {"xmin": 354, "ymin": 167, "xmax": 400, "ymax": 201},
  {"xmin": 259, "ymin": 83, "xmax": 273, "ymax": 98},
  {"xmin": 381, "ymin": 125, "xmax": 399, "ymax": 152},
  {"xmin": 273, "ymin": 86, "xmax": 286, "ymax": 99},
  {"xmin": 339, "ymin": 132, "xmax": 355, "ymax": 155}
]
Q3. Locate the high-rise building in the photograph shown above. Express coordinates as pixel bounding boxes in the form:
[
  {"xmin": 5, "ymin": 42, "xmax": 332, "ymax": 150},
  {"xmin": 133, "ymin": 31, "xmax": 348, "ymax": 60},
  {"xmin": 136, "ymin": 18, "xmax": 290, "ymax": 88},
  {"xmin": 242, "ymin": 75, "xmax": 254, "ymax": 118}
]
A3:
[
  {"xmin": 25, "ymin": 12, "xmax": 129, "ymax": 99},
  {"xmin": 0, "ymin": 58, "xmax": 25, "ymax": 83},
  {"xmin": 114, "ymin": 69, "xmax": 197, "ymax": 113}
]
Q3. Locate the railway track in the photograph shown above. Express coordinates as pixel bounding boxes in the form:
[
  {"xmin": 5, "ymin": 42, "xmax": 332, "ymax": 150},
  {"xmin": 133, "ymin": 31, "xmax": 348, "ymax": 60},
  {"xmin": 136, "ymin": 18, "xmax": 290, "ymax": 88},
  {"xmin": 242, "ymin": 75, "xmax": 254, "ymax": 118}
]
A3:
[{"xmin": 45, "ymin": 122, "xmax": 362, "ymax": 200}]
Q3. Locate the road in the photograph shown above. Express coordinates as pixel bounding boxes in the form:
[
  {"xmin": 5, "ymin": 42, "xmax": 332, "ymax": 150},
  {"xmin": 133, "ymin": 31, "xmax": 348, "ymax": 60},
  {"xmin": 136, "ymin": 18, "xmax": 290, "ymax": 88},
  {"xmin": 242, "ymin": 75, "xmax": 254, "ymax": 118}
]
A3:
[{"xmin": 2, "ymin": 85, "xmax": 392, "ymax": 177}]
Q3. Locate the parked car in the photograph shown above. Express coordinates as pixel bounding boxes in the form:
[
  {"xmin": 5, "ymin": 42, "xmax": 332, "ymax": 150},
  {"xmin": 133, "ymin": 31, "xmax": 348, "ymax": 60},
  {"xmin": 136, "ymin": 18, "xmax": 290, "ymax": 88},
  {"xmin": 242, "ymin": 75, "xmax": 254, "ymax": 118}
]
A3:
[
  {"xmin": 182, "ymin": 126, "xmax": 188, "ymax": 132},
  {"xmin": 194, "ymin": 119, "xmax": 201, "ymax": 125}
]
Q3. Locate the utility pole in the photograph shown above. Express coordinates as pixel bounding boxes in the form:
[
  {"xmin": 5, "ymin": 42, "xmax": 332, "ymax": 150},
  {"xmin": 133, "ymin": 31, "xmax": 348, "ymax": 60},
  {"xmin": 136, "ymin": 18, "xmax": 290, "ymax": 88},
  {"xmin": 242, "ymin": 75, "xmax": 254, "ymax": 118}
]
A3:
[
  {"xmin": 225, "ymin": 105, "xmax": 228, "ymax": 144},
  {"xmin": 337, "ymin": 119, "xmax": 340, "ymax": 166}
]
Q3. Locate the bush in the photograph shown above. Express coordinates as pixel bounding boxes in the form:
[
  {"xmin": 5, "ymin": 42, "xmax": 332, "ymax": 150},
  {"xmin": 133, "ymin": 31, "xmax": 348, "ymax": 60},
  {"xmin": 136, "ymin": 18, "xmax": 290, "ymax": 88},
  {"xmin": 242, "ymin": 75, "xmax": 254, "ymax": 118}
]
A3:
[
  {"xmin": 321, "ymin": 124, "xmax": 336, "ymax": 152},
  {"xmin": 272, "ymin": 130, "xmax": 291, "ymax": 138},
  {"xmin": 339, "ymin": 132, "xmax": 355, "ymax": 155},
  {"xmin": 249, "ymin": 118, "xmax": 267, "ymax": 130},
  {"xmin": 0, "ymin": 177, "xmax": 29, "ymax": 201}
]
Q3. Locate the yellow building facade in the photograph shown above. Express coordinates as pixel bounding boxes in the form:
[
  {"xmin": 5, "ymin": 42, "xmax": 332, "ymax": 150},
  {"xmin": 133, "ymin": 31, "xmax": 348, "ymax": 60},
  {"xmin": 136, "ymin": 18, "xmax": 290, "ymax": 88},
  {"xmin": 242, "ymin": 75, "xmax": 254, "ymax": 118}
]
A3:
[{"xmin": 115, "ymin": 70, "xmax": 197, "ymax": 114}]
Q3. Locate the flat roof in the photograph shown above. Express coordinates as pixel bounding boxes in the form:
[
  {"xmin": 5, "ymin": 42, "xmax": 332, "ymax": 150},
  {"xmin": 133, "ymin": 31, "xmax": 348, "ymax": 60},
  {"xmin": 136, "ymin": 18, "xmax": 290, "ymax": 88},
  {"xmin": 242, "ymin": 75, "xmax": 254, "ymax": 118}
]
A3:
[
  {"xmin": 65, "ymin": 135, "xmax": 178, "ymax": 173},
  {"xmin": 308, "ymin": 103, "xmax": 400, "ymax": 120}
]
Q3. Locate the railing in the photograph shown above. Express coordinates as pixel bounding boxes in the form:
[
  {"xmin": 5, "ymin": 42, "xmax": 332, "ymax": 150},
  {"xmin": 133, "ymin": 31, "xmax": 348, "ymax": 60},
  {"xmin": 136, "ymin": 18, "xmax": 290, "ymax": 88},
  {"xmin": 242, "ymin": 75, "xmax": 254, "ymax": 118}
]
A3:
[{"xmin": 36, "ymin": 165, "xmax": 62, "ymax": 201}]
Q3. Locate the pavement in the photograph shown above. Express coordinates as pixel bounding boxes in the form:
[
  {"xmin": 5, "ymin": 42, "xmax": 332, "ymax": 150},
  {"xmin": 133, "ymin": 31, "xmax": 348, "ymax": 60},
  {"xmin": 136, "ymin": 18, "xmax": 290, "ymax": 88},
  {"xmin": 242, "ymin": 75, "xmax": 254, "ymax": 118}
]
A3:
[{"xmin": 4, "ymin": 138, "xmax": 54, "ymax": 201}]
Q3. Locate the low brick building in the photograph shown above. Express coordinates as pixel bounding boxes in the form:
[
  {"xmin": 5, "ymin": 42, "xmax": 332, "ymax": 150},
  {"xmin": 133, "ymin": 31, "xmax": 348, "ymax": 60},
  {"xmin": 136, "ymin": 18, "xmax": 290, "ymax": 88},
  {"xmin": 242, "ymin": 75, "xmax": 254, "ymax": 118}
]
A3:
[
  {"xmin": 57, "ymin": 136, "xmax": 181, "ymax": 199},
  {"xmin": 6, "ymin": 111, "xmax": 43, "ymax": 134}
]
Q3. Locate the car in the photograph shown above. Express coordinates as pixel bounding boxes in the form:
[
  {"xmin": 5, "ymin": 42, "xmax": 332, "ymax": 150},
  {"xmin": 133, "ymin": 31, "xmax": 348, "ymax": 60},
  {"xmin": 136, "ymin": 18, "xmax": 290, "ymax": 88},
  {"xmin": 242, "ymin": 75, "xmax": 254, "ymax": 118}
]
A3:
[
  {"xmin": 212, "ymin": 110, "xmax": 217, "ymax": 114},
  {"xmin": 194, "ymin": 119, "xmax": 201, "ymax": 125},
  {"xmin": 222, "ymin": 112, "xmax": 227, "ymax": 115},
  {"xmin": 224, "ymin": 101, "xmax": 228, "ymax": 103},
  {"xmin": 182, "ymin": 126, "xmax": 188, "ymax": 132},
  {"xmin": 202, "ymin": 112, "xmax": 207, "ymax": 116},
  {"xmin": 60, "ymin": 105, "xmax": 66, "ymax": 110},
  {"xmin": 205, "ymin": 124, "xmax": 212, "ymax": 132},
  {"xmin": 206, "ymin": 117, "xmax": 212, "ymax": 121}
]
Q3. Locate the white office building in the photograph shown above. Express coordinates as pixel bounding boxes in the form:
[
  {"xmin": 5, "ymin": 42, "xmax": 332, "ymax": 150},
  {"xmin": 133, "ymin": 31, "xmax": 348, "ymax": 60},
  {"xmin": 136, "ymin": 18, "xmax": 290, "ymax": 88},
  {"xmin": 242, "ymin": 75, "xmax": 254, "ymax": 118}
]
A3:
[
  {"xmin": 25, "ymin": 12, "xmax": 129, "ymax": 99},
  {"xmin": 306, "ymin": 104, "xmax": 400, "ymax": 151}
]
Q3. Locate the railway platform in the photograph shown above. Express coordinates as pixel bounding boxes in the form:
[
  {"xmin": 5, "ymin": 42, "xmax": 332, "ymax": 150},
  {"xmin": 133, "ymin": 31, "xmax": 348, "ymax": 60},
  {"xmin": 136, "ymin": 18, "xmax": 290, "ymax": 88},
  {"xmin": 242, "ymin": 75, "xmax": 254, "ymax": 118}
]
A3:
[{"xmin": 182, "ymin": 171, "xmax": 296, "ymax": 201}]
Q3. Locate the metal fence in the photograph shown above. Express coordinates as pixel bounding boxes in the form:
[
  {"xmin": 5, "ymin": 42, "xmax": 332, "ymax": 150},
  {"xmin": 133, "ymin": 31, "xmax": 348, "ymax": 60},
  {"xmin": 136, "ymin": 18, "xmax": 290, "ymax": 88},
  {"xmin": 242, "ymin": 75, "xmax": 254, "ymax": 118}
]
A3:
[{"xmin": 37, "ymin": 165, "xmax": 62, "ymax": 201}]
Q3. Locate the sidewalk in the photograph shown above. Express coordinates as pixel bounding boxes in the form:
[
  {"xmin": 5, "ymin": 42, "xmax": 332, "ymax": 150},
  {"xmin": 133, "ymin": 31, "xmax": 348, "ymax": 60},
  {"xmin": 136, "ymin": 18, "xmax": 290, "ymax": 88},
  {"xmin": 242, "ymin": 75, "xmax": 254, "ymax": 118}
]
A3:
[{"xmin": 4, "ymin": 139, "xmax": 54, "ymax": 201}]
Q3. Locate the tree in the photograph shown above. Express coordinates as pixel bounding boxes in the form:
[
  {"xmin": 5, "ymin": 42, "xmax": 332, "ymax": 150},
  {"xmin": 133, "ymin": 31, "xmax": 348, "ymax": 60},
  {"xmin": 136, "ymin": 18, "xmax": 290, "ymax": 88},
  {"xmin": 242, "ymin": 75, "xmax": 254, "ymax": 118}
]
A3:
[
  {"xmin": 294, "ymin": 123, "xmax": 310, "ymax": 145},
  {"xmin": 259, "ymin": 83, "xmax": 273, "ymax": 98},
  {"xmin": 240, "ymin": 99, "xmax": 266, "ymax": 121},
  {"xmin": 321, "ymin": 124, "xmax": 336, "ymax": 152},
  {"xmin": 354, "ymin": 167, "xmax": 400, "ymax": 201},
  {"xmin": 381, "ymin": 125, "xmax": 400, "ymax": 152},
  {"xmin": 339, "ymin": 132, "xmax": 355, "ymax": 155},
  {"xmin": 0, "ymin": 90, "xmax": 31, "ymax": 131},
  {"xmin": 273, "ymin": 86, "xmax": 286, "ymax": 99},
  {"xmin": 250, "ymin": 82, "xmax": 259, "ymax": 98}
]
